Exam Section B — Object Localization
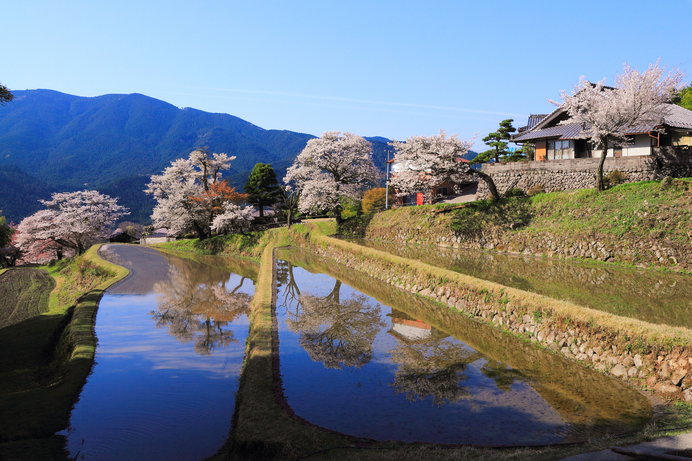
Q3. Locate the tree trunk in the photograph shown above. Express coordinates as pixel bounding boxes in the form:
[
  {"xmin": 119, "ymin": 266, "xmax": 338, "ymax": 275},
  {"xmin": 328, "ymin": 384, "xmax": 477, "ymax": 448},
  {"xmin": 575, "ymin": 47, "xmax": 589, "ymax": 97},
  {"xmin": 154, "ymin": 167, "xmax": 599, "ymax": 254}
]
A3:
[
  {"xmin": 596, "ymin": 137, "xmax": 608, "ymax": 192},
  {"xmin": 472, "ymin": 169, "xmax": 500, "ymax": 201},
  {"xmin": 287, "ymin": 209, "xmax": 292, "ymax": 228},
  {"xmin": 193, "ymin": 221, "xmax": 207, "ymax": 240},
  {"xmin": 259, "ymin": 206, "xmax": 264, "ymax": 218}
]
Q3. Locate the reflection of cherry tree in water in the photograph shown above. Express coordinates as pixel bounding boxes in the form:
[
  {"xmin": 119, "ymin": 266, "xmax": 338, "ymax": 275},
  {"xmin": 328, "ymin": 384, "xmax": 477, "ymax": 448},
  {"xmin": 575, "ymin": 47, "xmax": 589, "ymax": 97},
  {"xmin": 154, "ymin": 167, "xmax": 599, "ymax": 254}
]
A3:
[
  {"xmin": 151, "ymin": 260, "xmax": 251, "ymax": 355},
  {"xmin": 390, "ymin": 332, "xmax": 482, "ymax": 405},
  {"xmin": 277, "ymin": 260, "xmax": 303, "ymax": 314},
  {"xmin": 286, "ymin": 277, "xmax": 384, "ymax": 369}
]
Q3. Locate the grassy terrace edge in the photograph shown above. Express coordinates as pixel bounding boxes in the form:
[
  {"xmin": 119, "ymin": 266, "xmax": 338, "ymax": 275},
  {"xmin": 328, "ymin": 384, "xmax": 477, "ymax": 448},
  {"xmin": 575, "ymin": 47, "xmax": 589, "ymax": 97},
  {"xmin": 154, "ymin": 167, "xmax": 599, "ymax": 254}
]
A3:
[
  {"xmin": 200, "ymin": 221, "xmax": 691, "ymax": 460},
  {"xmin": 0, "ymin": 244, "xmax": 129, "ymax": 460}
]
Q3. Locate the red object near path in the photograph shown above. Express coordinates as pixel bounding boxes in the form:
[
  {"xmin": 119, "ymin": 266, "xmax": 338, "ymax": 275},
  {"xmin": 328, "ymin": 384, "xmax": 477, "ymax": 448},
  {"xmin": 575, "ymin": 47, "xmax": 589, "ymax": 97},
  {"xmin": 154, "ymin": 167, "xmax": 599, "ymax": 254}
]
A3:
[{"xmin": 416, "ymin": 193, "xmax": 424, "ymax": 205}]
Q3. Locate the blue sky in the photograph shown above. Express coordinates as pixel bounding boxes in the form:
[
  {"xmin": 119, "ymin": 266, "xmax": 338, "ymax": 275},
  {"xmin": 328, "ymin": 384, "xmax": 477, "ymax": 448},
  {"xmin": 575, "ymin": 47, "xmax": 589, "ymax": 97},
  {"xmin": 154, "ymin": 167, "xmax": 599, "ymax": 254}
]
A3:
[{"xmin": 3, "ymin": 1, "xmax": 690, "ymax": 150}]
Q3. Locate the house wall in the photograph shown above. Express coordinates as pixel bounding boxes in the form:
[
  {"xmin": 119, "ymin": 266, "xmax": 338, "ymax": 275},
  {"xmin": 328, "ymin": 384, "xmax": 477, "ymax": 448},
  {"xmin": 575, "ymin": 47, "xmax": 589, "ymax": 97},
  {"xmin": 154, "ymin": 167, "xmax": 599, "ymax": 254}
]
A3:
[
  {"xmin": 477, "ymin": 153, "xmax": 691, "ymax": 197},
  {"xmin": 588, "ymin": 134, "xmax": 652, "ymax": 158},
  {"xmin": 140, "ymin": 236, "xmax": 174, "ymax": 245}
]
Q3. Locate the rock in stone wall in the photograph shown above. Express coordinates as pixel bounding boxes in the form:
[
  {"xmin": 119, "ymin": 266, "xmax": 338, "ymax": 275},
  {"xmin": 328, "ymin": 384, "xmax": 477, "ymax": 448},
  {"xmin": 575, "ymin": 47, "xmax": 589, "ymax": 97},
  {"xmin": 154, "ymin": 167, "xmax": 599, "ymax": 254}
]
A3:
[
  {"xmin": 477, "ymin": 154, "xmax": 691, "ymax": 197},
  {"xmin": 306, "ymin": 235, "xmax": 692, "ymax": 401}
]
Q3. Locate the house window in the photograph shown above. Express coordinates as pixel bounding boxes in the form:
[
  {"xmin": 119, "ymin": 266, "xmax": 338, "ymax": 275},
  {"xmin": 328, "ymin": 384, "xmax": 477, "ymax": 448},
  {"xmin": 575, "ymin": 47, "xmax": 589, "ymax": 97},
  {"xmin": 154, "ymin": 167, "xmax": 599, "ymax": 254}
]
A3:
[{"xmin": 547, "ymin": 140, "xmax": 574, "ymax": 160}]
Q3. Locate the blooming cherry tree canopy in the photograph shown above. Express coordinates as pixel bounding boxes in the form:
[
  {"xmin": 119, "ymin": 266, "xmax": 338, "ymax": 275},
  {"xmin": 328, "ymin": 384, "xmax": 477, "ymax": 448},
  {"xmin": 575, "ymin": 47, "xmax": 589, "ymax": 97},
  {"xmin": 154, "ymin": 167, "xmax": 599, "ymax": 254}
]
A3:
[
  {"xmin": 390, "ymin": 131, "xmax": 500, "ymax": 200},
  {"xmin": 559, "ymin": 63, "xmax": 682, "ymax": 190},
  {"xmin": 146, "ymin": 149, "xmax": 253, "ymax": 238},
  {"xmin": 560, "ymin": 63, "xmax": 682, "ymax": 144},
  {"xmin": 16, "ymin": 190, "xmax": 128, "ymax": 258},
  {"xmin": 284, "ymin": 132, "xmax": 379, "ymax": 214}
]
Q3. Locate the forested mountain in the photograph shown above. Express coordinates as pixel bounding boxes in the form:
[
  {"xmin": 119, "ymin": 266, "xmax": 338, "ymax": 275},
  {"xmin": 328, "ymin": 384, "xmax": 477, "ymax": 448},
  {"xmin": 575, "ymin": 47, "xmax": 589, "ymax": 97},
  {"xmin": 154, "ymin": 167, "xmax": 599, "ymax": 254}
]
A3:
[{"xmin": 0, "ymin": 90, "xmax": 396, "ymax": 223}]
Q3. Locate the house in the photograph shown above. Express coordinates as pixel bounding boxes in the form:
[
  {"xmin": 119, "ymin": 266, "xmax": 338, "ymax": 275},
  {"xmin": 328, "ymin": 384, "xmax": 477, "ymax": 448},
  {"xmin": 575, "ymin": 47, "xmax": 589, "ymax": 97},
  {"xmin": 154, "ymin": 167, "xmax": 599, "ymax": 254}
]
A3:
[
  {"xmin": 512, "ymin": 103, "xmax": 692, "ymax": 160},
  {"xmin": 475, "ymin": 101, "xmax": 692, "ymax": 198},
  {"xmin": 388, "ymin": 309, "xmax": 432, "ymax": 341},
  {"xmin": 140, "ymin": 228, "xmax": 175, "ymax": 245},
  {"xmin": 109, "ymin": 229, "xmax": 139, "ymax": 244}
]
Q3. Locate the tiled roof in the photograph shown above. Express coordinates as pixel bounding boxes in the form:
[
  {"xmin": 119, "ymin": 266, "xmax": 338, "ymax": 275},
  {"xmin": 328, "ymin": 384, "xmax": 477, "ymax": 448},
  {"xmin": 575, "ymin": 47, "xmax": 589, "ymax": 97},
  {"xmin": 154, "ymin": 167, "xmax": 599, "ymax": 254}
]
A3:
[
  {"xmin": 513, "ymin": 123, "xmax": 586, "ymax": 141},
  {"xmin": 518, "ymin": 114, "xmax": 549, "ymax": 133},
  {"xmin": 513, "ymin": 104, "xmax": 692, "ymax": 142},
  {"xmin": 664, "ymin": 104, "xmax": 692, "ymax": 129}
]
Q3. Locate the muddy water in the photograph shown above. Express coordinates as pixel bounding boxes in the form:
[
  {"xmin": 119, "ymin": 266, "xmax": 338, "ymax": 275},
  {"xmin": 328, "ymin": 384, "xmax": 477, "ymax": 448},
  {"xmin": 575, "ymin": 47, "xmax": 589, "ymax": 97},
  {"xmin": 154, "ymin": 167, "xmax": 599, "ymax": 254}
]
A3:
[
  {"xmin": 275, "ymin": 248, "xmax": 650, "ymax": 446},
  {"xmin": 63, "ymin": 245, "xmax": 256, "ymax": 461},
  {"xmin": 348, "ymin": 239, "xmax": 692, "ymax": 328}
]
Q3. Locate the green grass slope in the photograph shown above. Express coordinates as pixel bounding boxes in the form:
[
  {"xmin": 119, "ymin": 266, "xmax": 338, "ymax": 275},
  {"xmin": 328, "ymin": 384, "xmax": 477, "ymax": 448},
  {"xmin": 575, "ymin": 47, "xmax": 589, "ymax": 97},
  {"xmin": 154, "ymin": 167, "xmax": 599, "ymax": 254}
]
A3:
[{"xmin": 366, "ymin": 178, "xmax": 691, "ymax": 270}]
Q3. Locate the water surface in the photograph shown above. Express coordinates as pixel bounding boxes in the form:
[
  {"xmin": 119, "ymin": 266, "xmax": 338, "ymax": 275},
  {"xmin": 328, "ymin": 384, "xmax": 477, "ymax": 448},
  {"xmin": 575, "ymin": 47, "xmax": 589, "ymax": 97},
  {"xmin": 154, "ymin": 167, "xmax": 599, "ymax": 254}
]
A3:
[
  {"xmin": 63, "ymin": 245, "xmax": 256, "ymax": 461},
  {"xmin": 347, "ymin": 239, "xmax": 691, "ymax": 327},
  {"xmin": 275, "ymin": 248, "xmax": 650, "ymax": 446}
]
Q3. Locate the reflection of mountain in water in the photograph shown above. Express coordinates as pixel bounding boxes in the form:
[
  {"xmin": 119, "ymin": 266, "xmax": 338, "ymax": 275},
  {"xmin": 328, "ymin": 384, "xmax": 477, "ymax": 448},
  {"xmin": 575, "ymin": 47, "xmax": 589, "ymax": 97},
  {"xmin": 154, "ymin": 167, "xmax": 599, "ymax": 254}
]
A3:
[{"xmin": 151, "ymin": 256, "xmax": 252, "ymax": 355}]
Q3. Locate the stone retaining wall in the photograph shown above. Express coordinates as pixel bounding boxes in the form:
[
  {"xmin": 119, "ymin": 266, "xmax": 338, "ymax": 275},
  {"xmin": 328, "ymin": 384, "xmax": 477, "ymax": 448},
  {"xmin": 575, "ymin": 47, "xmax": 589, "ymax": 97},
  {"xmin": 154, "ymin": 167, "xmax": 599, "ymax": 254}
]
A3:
[
  {"xmin": 477, "ymin": 152, "xmax": 691, "ymax": 197},
  {"xmin": 304, "ymin": 234, "xmax": 692, "ymax": 401},
  {"xmin": 367, "ymin": 224, "xmax": 690, "ymax": 271}
]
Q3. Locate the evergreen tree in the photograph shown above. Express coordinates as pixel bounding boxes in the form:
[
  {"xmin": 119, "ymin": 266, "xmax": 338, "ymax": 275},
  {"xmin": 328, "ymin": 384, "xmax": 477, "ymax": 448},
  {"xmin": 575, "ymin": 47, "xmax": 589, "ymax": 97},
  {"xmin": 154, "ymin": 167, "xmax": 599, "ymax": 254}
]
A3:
[
  {"xmin": 0, "ymin": 84, "xmax": 12, "ymax": 104},
  {"xmin": 245, "ymin": 163, "xmax": 281, "ymax": 217},
  {"xmin": 474, "ymin": 119, "xmax": 518, "ymax": 163},
  {"xmin": 0, "ymin": 215, "xmax": 13, "ymax": 248},
  {"xmin": 672, "ymin": 83, "xmax": 692, "ymax": 110}
]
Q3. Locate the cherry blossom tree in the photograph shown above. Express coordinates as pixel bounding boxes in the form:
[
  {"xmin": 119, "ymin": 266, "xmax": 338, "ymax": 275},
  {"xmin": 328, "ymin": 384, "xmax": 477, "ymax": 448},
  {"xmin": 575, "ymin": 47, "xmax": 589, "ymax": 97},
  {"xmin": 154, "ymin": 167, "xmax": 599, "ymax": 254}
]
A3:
[
  {"xmin": 284, "ymin": 132, "xmax": 379, "ymax": 220},
  {"xmin": 390, "ymin": 131, "xmax": 500, "ymax": 201},
  {"xmin": 559, "ymin": 63, "xmax": 682, "ymax": 191},
  {"xmin": 146, "ymin": 148, "xmax": 253, "ymax": 238},
  {"xmin": 211, "ymin": 203, "xmax": 255, "ymax": 234},
  {"xmin": 16, "ymin": 190, "xmax": 128, "ymax": 260}
]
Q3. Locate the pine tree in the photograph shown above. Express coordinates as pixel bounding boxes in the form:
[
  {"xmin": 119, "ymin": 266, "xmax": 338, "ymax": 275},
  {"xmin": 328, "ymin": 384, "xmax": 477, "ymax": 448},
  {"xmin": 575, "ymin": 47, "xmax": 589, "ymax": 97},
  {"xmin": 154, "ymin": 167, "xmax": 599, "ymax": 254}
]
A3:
[
  {"xmin": 474, "ymin": 119, "xmax": 518, "ymax": 163},
  {"xmin": 245, "ymin": 163, "xmax": 281, "ymax": 218}
]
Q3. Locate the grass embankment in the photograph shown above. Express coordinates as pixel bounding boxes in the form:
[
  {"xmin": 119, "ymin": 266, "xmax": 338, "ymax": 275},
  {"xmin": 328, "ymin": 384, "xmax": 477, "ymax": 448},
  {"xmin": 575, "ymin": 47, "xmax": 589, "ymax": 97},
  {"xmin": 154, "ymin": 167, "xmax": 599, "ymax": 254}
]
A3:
[
  {"xmin": 0, "ymin": 245, "xmax": 128, "ymax": 460},
  {"xmin": 366, "ymin": 178, "xmax": 692, "ymax": 270},
  {"xmin": 154, "ymin": 231, "xmax": 269, "ymax": 261}
]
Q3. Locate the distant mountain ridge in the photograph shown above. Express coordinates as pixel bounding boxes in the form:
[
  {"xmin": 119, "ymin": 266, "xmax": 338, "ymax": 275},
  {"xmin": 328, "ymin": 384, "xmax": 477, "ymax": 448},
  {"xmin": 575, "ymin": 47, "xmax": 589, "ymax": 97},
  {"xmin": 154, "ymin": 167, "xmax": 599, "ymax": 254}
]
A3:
[{"xmin": 0, "ymin": 89, "xmax": 399, "ymax": 222}]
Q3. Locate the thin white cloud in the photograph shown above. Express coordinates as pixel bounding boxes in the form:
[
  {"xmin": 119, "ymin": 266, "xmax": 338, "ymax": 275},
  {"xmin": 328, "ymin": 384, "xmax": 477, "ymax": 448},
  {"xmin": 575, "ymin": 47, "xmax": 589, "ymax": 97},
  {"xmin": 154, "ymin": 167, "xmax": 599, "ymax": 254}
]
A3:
[
  {"xmin": 197, "ymin": 87, "xmax": 526, "ymax": 118},
  {"xmin": 172, "ymin": 91, "xmax": 508, "ymax": 124}
]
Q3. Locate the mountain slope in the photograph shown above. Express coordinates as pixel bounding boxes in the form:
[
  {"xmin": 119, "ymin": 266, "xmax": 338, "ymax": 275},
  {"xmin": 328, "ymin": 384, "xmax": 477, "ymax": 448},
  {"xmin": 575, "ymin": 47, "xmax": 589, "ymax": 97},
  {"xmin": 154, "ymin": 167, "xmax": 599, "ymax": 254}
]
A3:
[{"xmin": 0, "ymin": 89, "xmax": 412, "ymax": 223}]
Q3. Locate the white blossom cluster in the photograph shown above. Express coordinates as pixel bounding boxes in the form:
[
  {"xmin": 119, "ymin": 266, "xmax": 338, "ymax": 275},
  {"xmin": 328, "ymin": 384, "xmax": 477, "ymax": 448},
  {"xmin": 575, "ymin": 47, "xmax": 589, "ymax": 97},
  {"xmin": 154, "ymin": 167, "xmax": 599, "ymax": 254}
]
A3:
[
  {"xmin": 389, "ymin": 131, "xmax": 474, "ymax": 197},
  {"xmin": 284, "ymin": 132, "xmax": 379, "ymax": 214},
  {"xmin": 145, "ymin": 149, "xmax": 253, "ymax": 236},
  {"xmin": 17, "ymin": 190, "xmax": 128, "ymax": 259},
  {"xmin": 559, "ymin": 63, "xmax": 682, "ymax": 146},
  {"xmin": 211, "ymin": 202, "xmax": 255, "ymax": 234}
]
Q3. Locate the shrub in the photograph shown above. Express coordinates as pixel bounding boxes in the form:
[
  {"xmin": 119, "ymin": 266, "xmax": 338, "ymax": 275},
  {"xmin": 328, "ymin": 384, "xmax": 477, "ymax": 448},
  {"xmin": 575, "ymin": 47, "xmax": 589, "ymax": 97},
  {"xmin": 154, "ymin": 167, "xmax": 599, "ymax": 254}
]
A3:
[
  {"xmin": 337, "ymin": 214, "xmax": 373, "ymax": 238},
  {"xmin": 362, "ymin": 187, "xmax": 392, "ymax": 215},
  {"xmin": 603, "ymin": 170, "xmax": 627, "ymax": 189},
  {"xmin": 504, "ymin": 187, "xmax": 526, "ymax": 198},
  {"xmin": 339, "ymin": 197, "xmax": 362, "ymax": 220},
  {"xmin": 527, "ymin": 184, "xmax": 546, "ymax": 196}
]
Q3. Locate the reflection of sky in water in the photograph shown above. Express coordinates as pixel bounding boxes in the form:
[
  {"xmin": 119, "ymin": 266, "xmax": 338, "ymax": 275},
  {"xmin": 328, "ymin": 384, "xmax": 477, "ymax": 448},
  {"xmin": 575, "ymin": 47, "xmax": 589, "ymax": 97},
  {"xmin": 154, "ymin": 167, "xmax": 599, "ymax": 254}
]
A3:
[
  {"xmin": 64, "ymin": 246, "xmax": 253, "ymax": 461},
  {"xmin": 276, "ymin": 261, "xmax": 568, "ymax": 445}
]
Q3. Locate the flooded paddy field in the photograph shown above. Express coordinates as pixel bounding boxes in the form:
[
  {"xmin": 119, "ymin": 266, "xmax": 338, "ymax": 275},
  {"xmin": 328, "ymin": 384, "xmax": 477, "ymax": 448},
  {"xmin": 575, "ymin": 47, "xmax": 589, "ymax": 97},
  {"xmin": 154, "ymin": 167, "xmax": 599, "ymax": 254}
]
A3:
[
  {"xmin": 347, "ymin": 239, "xmax": 691, "ymax": 328},
  {"xmin": 62, "ymin": 245, "xmax": 256, "ymax": 461},
  {"xmin": 274, "ymin": 248, "xmax": 651, "ymax": 446}
]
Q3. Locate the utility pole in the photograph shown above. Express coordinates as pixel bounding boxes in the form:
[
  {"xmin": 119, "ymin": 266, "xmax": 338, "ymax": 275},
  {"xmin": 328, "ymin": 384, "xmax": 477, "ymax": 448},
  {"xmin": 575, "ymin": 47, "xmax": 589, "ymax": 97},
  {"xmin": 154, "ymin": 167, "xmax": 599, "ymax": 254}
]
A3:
[{"xmin": 384, "ymin": 149, "xmax": 391, "ymax": 209}]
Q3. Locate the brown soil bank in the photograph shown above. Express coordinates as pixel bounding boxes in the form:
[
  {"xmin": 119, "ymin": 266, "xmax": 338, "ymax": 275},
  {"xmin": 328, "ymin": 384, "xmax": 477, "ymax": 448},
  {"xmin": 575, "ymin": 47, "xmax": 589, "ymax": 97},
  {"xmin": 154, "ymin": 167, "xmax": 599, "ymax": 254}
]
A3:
[{"xmin": 366, "ymin": 178, "xmax": 691, "ymax": 271}]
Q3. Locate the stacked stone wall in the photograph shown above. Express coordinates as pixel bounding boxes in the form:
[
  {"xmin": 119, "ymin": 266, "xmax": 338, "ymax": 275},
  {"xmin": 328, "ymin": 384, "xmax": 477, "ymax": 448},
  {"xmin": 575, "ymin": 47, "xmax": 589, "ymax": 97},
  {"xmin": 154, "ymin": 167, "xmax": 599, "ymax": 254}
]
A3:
[{"xmin": 477, "ymin": 153, "xmax": 691, "ymax": 197}]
